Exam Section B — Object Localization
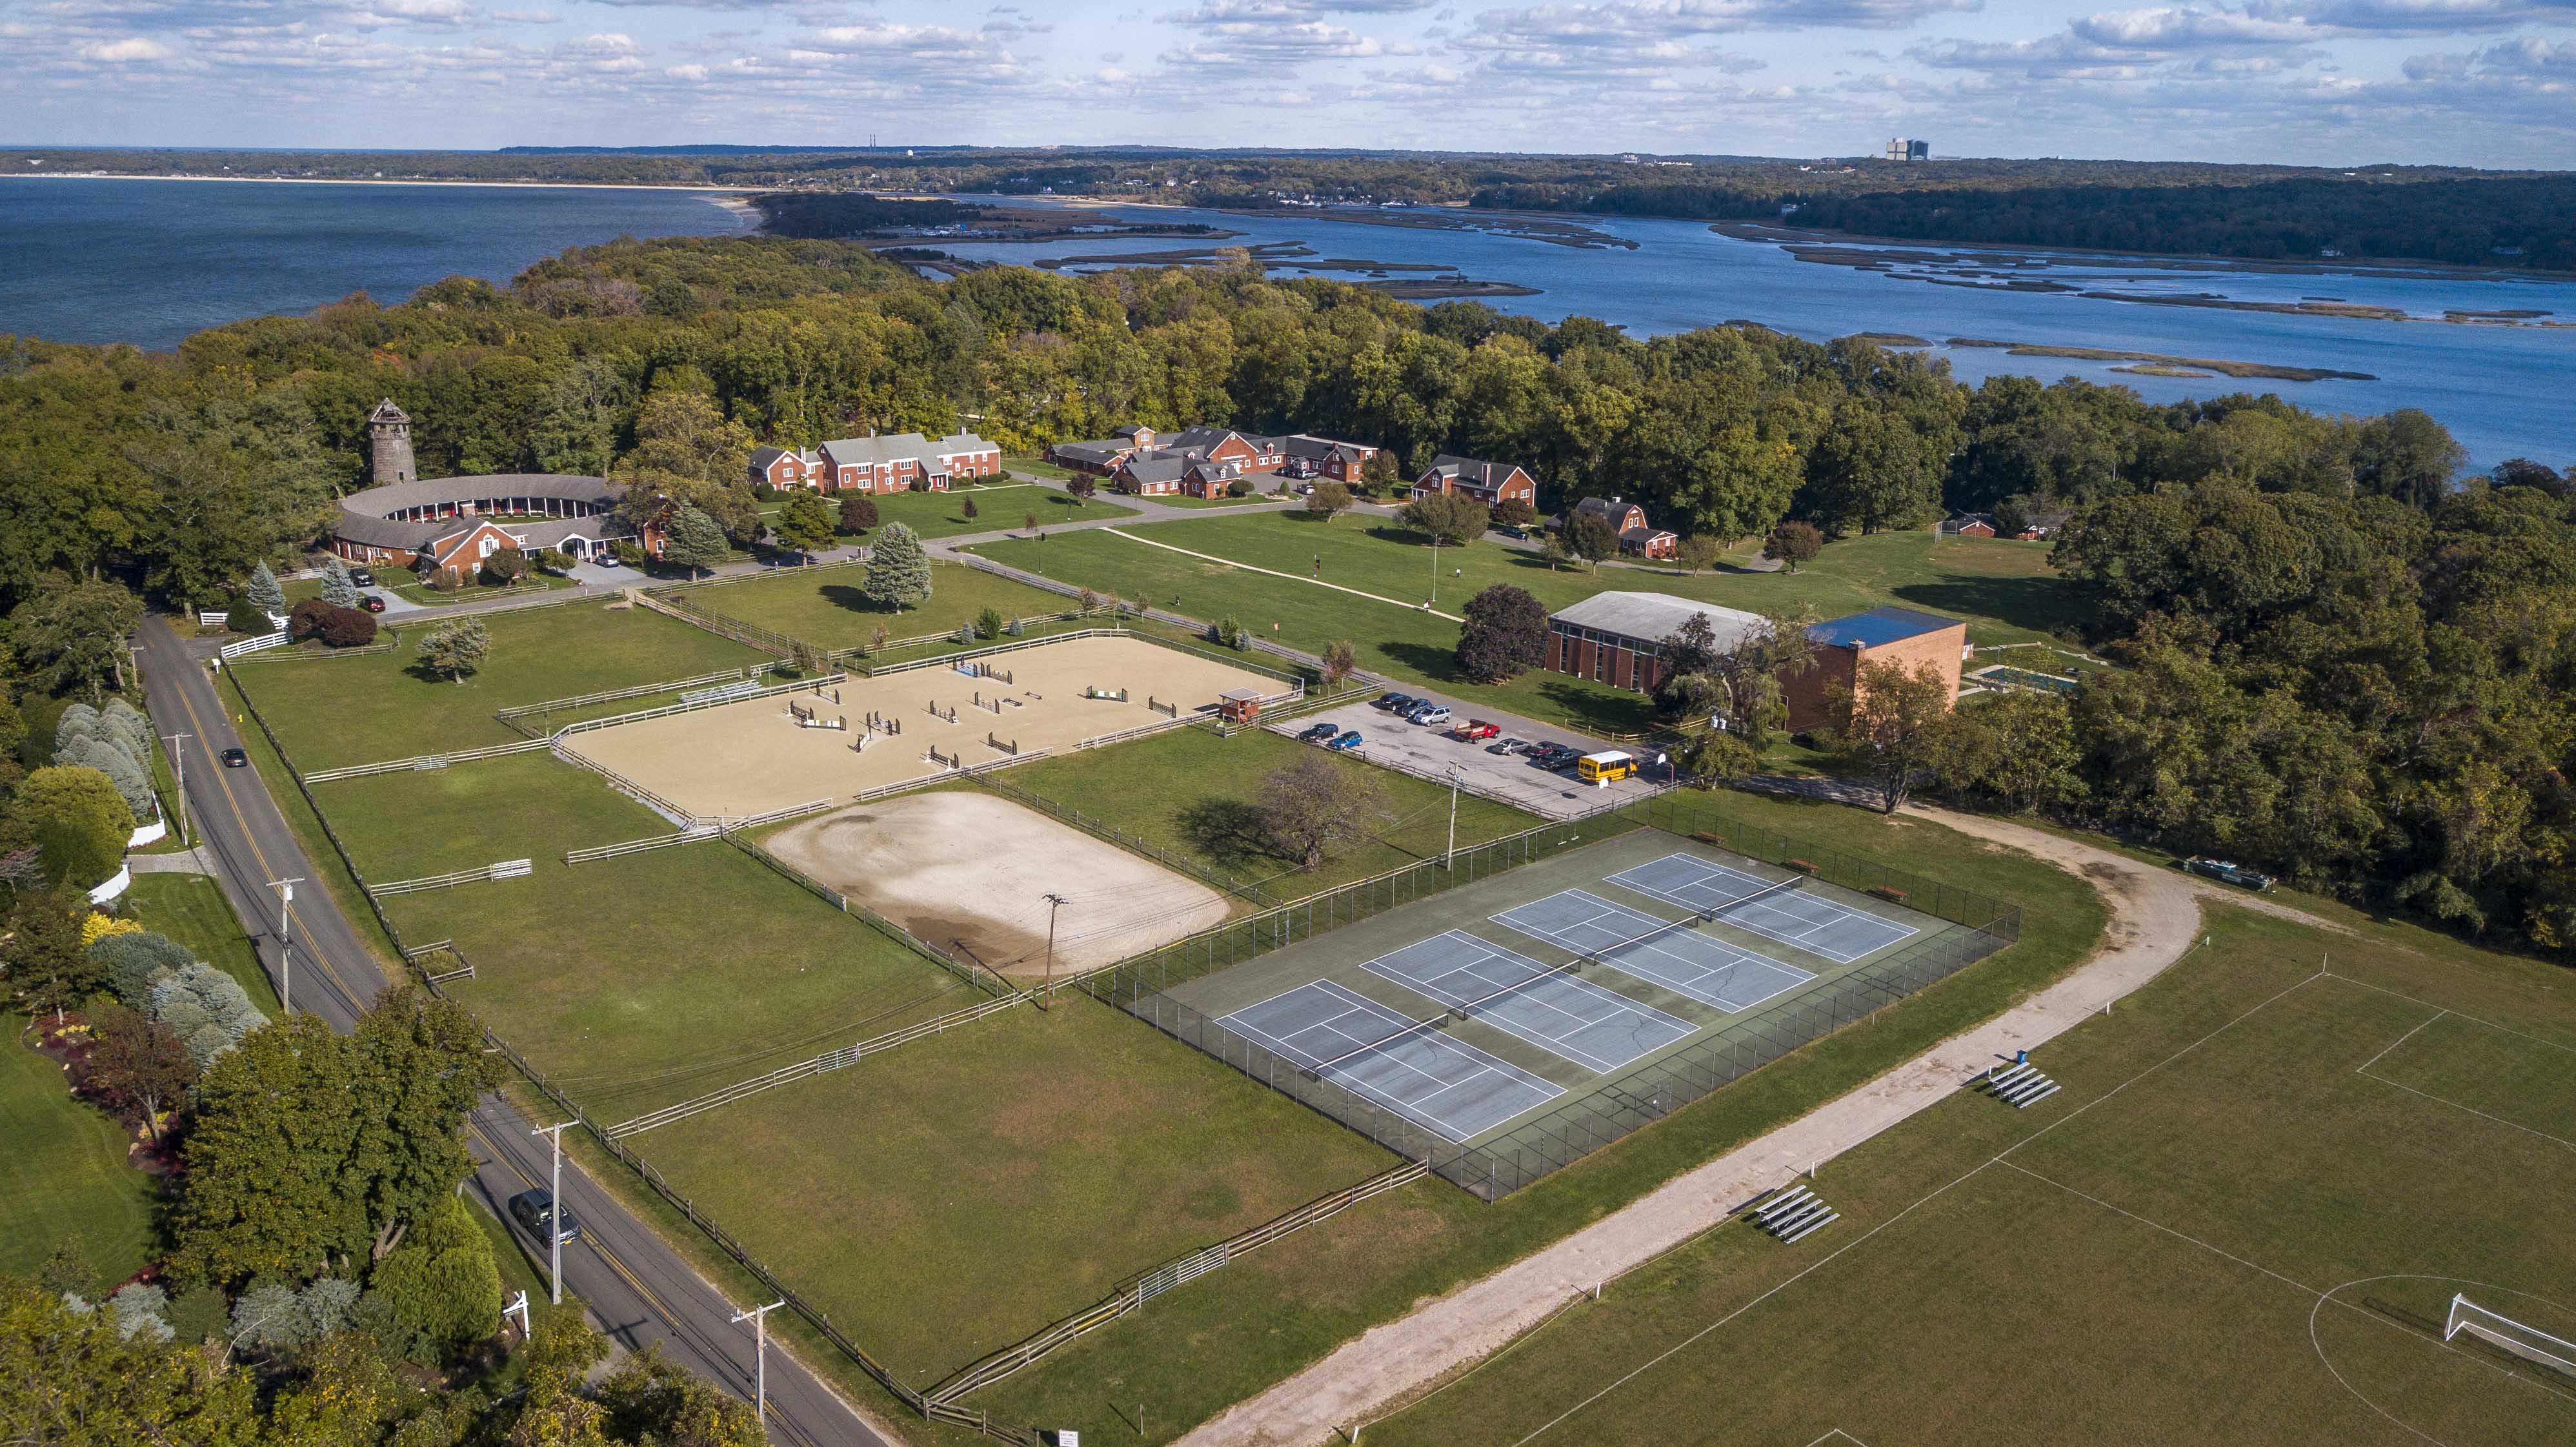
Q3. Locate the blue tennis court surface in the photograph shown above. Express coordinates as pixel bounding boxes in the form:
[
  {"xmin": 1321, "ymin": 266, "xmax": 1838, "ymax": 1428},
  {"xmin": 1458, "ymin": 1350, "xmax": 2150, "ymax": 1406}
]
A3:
[
  {"xmin": 1492, "ymin": 889, "xmax": 1817, "ymax": 1015},
  {"xmin": 1604, "ymin": 854, "xmax": 1918, "ymax": 964},
  {"xmin": 1360, "ymin": 932, "xmax": 1697, "ymax": 1073},
  {"xmin": 1214, "ymin": 980, "xmax": 1564, "ymax": 1144}
]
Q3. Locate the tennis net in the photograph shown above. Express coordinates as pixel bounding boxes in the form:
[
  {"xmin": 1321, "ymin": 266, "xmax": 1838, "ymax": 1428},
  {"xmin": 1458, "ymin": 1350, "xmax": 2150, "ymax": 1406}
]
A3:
[{"xmin": 1697, "ymin": 874, "xmax": 1806, "ymax": 924}]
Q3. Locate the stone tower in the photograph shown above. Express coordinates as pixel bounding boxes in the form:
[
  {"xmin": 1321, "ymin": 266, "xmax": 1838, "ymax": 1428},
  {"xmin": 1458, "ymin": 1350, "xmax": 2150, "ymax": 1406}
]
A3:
[{"xmin": 368, "ymin": 398, "xmax": 416, "ymax": 487}]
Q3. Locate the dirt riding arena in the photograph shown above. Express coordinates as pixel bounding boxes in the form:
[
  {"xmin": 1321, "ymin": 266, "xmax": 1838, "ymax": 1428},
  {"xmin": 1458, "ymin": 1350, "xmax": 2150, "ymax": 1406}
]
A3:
[
  {"xmin": 765, "ymin": 792, "xmax": 1235, "ymax": 975},
  {"xmin": 559, "ymin": 633, "xmax": 1289, "ymax": 820}
]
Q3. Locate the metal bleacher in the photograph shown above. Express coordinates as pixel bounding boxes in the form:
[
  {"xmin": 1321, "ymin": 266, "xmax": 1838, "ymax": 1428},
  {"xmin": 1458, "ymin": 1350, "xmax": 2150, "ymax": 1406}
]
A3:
[
  {"xmin": 680, "ymin": 679, "xmax": 763, "ymax": 707},
  {"xmin": 1980, "ymin": 1060, "xmax": 2062, "ymax": 1109},
  {"xmin": 1749, "ymin": 1184, "xmax": 1838, "ymax": 1245}
]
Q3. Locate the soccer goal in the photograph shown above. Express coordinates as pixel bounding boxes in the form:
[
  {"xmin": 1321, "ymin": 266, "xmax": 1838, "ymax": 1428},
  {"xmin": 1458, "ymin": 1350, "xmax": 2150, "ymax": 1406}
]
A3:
[{"xmin": 2444, "ymin": 1294, "xmax": 2576, "ymax": 1377}]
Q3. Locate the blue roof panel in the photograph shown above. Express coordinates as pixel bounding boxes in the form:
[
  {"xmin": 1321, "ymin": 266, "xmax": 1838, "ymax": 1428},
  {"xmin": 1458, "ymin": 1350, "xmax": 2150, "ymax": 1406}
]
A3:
[{"xmin": 1807, "ymin": 607, "xmax": 1961, "ymax": 649}]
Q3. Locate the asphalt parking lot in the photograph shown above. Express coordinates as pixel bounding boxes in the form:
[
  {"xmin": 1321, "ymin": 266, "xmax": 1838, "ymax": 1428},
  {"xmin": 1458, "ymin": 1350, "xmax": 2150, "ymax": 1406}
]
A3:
[{"xmin": 1272, "ymin": 698, "xmax": 1666, "ymax": 820}]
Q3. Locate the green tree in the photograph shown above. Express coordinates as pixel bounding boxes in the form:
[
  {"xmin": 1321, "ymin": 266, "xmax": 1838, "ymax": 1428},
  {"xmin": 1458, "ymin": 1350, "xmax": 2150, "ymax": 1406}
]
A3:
[
  {"xmin": 15, "ymin": 765, "xmax": 134, "ymax": 889},
  {"xmin": 1256, "ymin": 754, "xmax": 1388, "ymax": 870},
  {"xmin": 597, "ymin": 1346, "xmax": 767, "ymax": 1447},
  {"xmin": 1454, "ymin": 585, "xmax": 1550, "ymax": 683},
  {"xmin": 1818, "ymin": 660, "xmax": 1958, "ymax": 814},
  {"xmin": 9, "ymin": 580, "xmax": 142, "ymax": 702},
  {"xmin": 1401, "ymin": 492, "xmax": 1489, "ymax": 547},
  {"xmin": 772, "ymin": 491, "xmax": 836, "ymax": 560},
  {"xmin": 173, "ymin": 1013, "xmax": 362, "ymax": 1284},
  {"xmin": 612, "ymin": 389, "xmax": 760, "ymax": 544},
  {"xmin": 1303, "ymin": 480, "xmax": 1353, "ymax": 522},
  {"xmin": 1360, "ymin": 451, "xmax": 1403, "ymax": 494},
  {"xmin": 368, "ymin": 1195, "xmax": 503, "ymax": 1355},
  {"xmin": 2353, "ymin": 408, "xmax": 2467, "ymax": 511},
  {"xmin": 1801, "ymin": 405, "xmax": 1944, "ymax": 535},
  {"xmin": 1671, "ymin": 728, "xmax": 1758, "ymax": 788},
  {"xmin": 1763, "ymin": 520, "xmax": 1822, "ymax": 572},
  {"xmin": 1320, "ymin": 638, "xmax": 1360, "ymax": 693},
  {"xmin": 1935, "ymin": 692, "xmax": 2083, "ymax": 815},
  {"xmin": 416, "ymin": 618, "xmax": 491, "ymax": 685},
  {"xmin": 1676, "ymin": 535, "xmax": 1722, "ymax": 574},
  {"xmin": 481, "ymin": 547, "xmax": 530, "ymax": 586},
  {"xmin": 861, "ymin": 522, "xmax": 932, "ymax": 611},
  {"xmin": 319, "ymin": 559, "xmax": 360, "ymax": 609},
  {"xmin": 349, "ymin": 987, "xmax": 505, "ymax": 1260},
  {"xmin": 1562, "ymin": 508, "xmax": 1618, "ymax": 570},
  {"xmin": 0, "ymin": 1277, "xmax": 263, "ymax": 1444},
  {"xmin": 660, "ymin": 503, "xmax": 730, "ymax": 578},
  {"xmin": 3, "ymin": 891, "xmax": 97, "ymax": 1022}
]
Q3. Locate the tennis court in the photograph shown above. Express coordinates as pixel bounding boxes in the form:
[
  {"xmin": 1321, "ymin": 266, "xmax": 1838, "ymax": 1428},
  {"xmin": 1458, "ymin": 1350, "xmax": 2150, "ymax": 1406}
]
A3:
[
  {"xmin": 1605, "ymin": 853, "xmax": 1918, "ymax": 964},
  {"xmin": 1214, "ymin": 980, "xmax": 1564, "ymax": 1144},
  {"xmin": 1492, "ymin": 889, "xmax": 1818, "ymax": 1015},
  {"xmin": 1360, "ymin": 931, "xmax": 1698, "ymax": 1073}
]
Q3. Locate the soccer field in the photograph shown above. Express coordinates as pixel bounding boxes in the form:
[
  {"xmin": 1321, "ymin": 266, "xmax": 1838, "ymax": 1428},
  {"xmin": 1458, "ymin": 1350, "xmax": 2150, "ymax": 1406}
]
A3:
[{"xmin": 1365, "ymin": 909, "xmax": 2576, "ymax": 1447}]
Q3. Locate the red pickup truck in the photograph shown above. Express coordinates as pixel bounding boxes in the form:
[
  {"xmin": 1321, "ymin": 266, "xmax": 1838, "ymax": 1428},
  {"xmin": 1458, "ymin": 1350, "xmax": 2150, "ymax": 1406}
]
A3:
[{"xmin": 1454, "ymin": 720, "xmax": 1502, "ymax": 742}]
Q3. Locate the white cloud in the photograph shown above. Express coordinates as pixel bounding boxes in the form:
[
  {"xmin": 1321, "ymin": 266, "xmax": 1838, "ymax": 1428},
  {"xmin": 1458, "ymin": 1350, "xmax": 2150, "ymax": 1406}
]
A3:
[{"xmin": 77, "ymin": 35, "xmax": 176, "ymax": 59}]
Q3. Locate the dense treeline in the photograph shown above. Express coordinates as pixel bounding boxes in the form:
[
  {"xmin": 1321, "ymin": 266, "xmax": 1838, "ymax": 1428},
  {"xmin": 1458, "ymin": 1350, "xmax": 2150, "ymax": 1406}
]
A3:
[
  {"xmin": 1, "ymin": 232, "xmax": 2568, "ymax": 955},
  {"xmin": 25, "ymin": 146, "xmax": 2571, "ymax": 270},
  {"xmin": 1482, "ymin": 175, "xmax": 2576, "ymax": 270},
  {"xmin": 749, "ymin": 193, "xmax": 987, "ymax": 238}
]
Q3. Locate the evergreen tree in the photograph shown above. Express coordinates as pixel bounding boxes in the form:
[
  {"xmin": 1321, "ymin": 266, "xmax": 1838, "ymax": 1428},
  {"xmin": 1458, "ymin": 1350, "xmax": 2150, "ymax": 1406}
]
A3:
[
  {"xmin": 416, "ymin": 618, "xmax": 490, "ymax": 684},
  {"xmin": 367, "ymin": 1195, "xmax": 503, "ymax": 1353},
  {"xmin": 15, "ymin": 766, "xmax": 134, "ymax": 889},
  {"xmin": 861, "ymin": 522, "xmax": 932, "ymax": 611},
  {"xmin": 661, "ymin": 503, "xmax": 730, "ymax": 576},
  {"xmin": 320, "ymin": 558, "xmax": 361, "ymax": 608},
  {"xmin": 771, "ymin": 491, "xmax": 836, "ymax": 560},
  {"xmin": 246, "ymin": 561, "xmax": 285, "ymax": 614},
  {"xmin": 1455, "ymin": 585, "xmax": 1550, "ymax": 683}
]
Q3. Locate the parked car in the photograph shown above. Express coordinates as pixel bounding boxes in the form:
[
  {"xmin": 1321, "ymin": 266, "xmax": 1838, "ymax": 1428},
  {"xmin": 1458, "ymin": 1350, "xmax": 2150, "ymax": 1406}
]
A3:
[
  {"xmin": 1299, "ymin": 722, "xmax": 1340, "ymax": 743},
  {"xmin": 508, "ymin": 1188, "xmax": 582, "ymax": 1247},
  {"xmin": 1455, "ymin": 720, "xmax": 1502, "ymax": 742},
  {"xmin": 1487, "ymin": 737, "xmax": 1527, "ymax": 755},
  {"xmin": 1374, "ymin": 692, "xmax": 1414, "ymax": 712},
  {"xmin": 1295, "ymin": 483, "xmax": 1315, "ymax": 496},
  {"xmin": 1494, "ymin": 525, "xmax": 1529, "ymax": 540},
  {"xmin": 592, "ymin": 552, "xmax": 622, "ymax": 568},
  {"xmin": 347, "ymin": 568, "xmax": 374, "ymax": 587},
  {"xmin": 1525, "ymin": 744, "xmax": 1579, "ymax": 770},
  {"xmin": 357, "ymin": 594, "xmax": 387, "ymax": 614},
  {"xmin": 1329, "ymin": 730, "xmax": 1363, "ymax": 751},
  {"xmin": 2185, "ymin": 856, "xmax": 2276, "ymax": 892},
  {"xmin": 1407, "ymin": 704, "xmax": 1452, "ymax": 725},
  {"xmin": 219, "ymin": 747, "xmax": 249, "ymax": 769}
]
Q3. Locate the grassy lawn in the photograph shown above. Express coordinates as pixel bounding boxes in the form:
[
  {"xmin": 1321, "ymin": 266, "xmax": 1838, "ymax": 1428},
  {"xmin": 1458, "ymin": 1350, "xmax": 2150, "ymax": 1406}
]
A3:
[
  {"xmin": 950, "ymin": 789, "xmax": 2109, "ymax": 1442},
  {"xmin": 1369, "ymin": 908, "xmax": 2576, "ymax": 1447},
  {"xmin": 0, "ymin": 1019, "xmax": 157, "ymax": 1290},
  {"xmin": 1002, "ymin": 726, "xmax": 1542, "ymax": 899},
  {"xmin": 388, "ymin": 838, "xmax": 976, "ymax": 1123},
  {"xmin": 121, "ymin": 872, "xmax": 283, "ymax": 1015},
  {"xmin": 390, "ymin": 574, "xmax": 574, "ymax": 607},
  {"xmin": 232, "ymin": 602, "xmax": 766, "ymax": 771},
  {"xmin": 312, "ymin": 751, "xmax": 667, "ymax": 885},
  {"xmin": 1131, "ymin": 491, "xmax": 1285, "ymax": 510},
  {"xmin": 856, "ymin": 483, "xmax": 1135, "ymax": 541},
  {"xmin": 966, "ymin": 530, "xmax": 1660, "ymax": 733},
  {"xmin": 1002, "ymin": 454, "xmax": 1073, "ymax": 481},
  {"xmin": 629, "ymin": 993, "xmax": 1395, "ymax": 1383},
  {"xmin": 666, "ymin": 561, "xmax": 1085, "ymax": 654}
]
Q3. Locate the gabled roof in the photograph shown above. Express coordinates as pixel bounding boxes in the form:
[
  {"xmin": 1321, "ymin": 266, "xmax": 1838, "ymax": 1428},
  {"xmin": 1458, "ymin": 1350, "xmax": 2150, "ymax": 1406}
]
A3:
[
  {"xmin": 1051, "ymin": 441, "xmax": 1129, "ymax": 465},
  {"xmin": 1573, "ymin": 496, "xmax": 1639, "ymax": 520},
  {"xmin": 1425, "ymin": 455, "xmax": 1531, "ymax": 491},
  {"xmin": 1551, "ymin": 591, "xmax": 1767, "ymax": 651},
  {"xmin": 820, "ymin": 433, "xmax": 936, "ymax": 468},
  {"xmin": 1120, "ymin": 453, "xmax": 1196, "ymax": 485},
  {"xmin": 1807, "ymin": 607, "xmax": 1962, "ymax": 650},
  {"xmin": 750, "ymin": 446, "xmax": 794, "ymax": 470},
  {"xmin": 1277, "ymin": 433, "xmax": 1371, "ymax": 461},
  {"xmin": 334, "ymin": 474, "xmax": 624, "ymax": 550},
  {"xmin": 932, "ymin": 431, "xmax": 998, "ymax": 456},
  {"xmin": 1165, "ymin": 425, "xmax": 1246, "ymax": 452},
  {"xmin": 1619, "ymin": 525, "xmax": 1675, "ymax": 541}
]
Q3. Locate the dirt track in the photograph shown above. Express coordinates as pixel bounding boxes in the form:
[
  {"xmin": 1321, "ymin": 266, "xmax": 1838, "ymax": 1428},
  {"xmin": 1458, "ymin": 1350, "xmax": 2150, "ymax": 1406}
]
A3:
[
  {"xmin": 765, "ymin": 791, "xmax": 1233, "ymax": 975},
  {"xmin": 1179, "ymin": 805, "xmax": 2348, "ymax": 1446}
]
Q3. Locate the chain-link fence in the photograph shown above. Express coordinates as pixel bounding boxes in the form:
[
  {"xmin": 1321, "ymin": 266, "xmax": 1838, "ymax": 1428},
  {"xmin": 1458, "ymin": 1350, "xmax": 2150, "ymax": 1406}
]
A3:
[{"xmin": 1078, "ymin": 787, "xmax": 2022, "ymax": 1200}]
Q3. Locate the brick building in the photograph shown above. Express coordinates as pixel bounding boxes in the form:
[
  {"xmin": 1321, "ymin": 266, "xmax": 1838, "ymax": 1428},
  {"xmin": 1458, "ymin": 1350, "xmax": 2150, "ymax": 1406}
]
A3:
[
  {"xmin": 1542, "ymin": 592, "xmax": 1967, "ymax": 731},
  {"xmin": 1413, "ymin": 455, "xmax": 1537, "ymax": 508},
  {"xmin": 1560, "ymin": 496, "xmax": 1678, "ymax": 559}
]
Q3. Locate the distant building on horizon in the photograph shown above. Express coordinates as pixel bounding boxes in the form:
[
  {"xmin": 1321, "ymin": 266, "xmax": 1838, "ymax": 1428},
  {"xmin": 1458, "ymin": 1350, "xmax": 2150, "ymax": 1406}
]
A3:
[{"xmin": 1884, "ymin": 138, "xmax": 1930, "ymax": 162}]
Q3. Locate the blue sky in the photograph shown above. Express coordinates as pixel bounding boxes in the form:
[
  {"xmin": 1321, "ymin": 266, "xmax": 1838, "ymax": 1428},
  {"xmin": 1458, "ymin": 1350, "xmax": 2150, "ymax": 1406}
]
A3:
[{"xmin": 4, "ymin": 0, "xmax": 2571, "ymax": 166}]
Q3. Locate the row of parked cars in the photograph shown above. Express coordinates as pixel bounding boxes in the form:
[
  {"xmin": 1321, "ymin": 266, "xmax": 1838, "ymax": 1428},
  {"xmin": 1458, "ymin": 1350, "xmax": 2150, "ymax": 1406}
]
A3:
[{"xmin": 1292, "ymin": 693, "xmax": 1604, "ymax": 776}]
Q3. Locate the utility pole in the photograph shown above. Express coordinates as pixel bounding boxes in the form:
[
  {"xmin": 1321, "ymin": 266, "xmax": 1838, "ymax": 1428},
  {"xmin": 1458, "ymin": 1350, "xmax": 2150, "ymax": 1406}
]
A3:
[
  {"xmin": 162, "ymin": 732, "xmax": 191, "ymax": 848},
  {"xmin": 265, "ymin": 878, "xmax": 302, "ymax": 1014},
  {"xmin": 532, "ymin": 1122, "xmax": 574, "ymax": 1304},
  {"xmin": 1041, "ymin": 893, "xmax": 1070, "ymax": 998},
  {"xmin": 732, "ymin": 1299, "xmax": 786, "ymax": 1426},
  {"xmin": 1444, "ymin": 765, "xmax": 1462, "ymax": 869}
]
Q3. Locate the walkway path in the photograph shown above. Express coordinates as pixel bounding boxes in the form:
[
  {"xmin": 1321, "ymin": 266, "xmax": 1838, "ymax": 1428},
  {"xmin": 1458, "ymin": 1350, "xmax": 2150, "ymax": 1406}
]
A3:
[
  {"xmin": 1179, "ymin": 805, "xmax": 2344, "ymax": 1447},
  {"xmin": 1100, "ymin": 527, "xmax": 1466, "ymax": 622}
]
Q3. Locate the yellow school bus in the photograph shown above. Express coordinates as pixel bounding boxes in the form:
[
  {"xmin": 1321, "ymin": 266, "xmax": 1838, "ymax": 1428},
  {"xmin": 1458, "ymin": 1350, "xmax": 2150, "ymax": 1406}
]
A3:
[{"xmin": 1576, "ymin": 750, "xmax": 1636, "ymax": 783}]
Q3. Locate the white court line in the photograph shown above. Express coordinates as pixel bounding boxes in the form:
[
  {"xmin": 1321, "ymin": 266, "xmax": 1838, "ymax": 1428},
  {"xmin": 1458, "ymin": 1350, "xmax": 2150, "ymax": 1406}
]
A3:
[
  {"xmin": 1217, "ymin": 981, "xmax": 1560, "ymax": 1142},
  {"xmin": 1368, "ymin": 933, "xmax": 1694, "ymax": 1072}
]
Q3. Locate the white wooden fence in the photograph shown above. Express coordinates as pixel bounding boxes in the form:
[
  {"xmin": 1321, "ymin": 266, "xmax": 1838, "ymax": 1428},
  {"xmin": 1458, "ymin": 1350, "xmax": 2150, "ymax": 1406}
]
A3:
[
  {"xmin": 305, "ymin": 737, "xmax": 548, "ymax": 783},
  {"xmin": 370, "ymin": 858, "xmax": 533, "ymax": 896}
]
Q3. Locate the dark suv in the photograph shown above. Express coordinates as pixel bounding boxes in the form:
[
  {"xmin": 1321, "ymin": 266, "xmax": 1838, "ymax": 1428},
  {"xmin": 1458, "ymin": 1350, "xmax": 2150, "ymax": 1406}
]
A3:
[{"xmin": 508, "ymin": 1188, "xmax": 582, "ymax": 1246}]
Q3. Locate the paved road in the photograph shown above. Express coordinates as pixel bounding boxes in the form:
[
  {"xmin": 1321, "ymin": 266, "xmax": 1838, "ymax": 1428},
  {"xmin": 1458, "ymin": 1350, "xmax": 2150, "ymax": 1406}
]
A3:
[
  {"xmin": 1269, "ymin": 700, "xmax": 1664, "ymax": 818},
  {"xmin": 135, "ymin": 616, "xmax": 894, "ymax": 1447}
]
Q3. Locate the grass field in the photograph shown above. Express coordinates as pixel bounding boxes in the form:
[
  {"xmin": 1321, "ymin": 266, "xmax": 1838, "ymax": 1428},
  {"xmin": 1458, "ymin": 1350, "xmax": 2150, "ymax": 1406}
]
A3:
[
  {"xmin": 1364, "ymin": 909, "xmax": 2576, "ymax": 1447},
  {"xmin": 947, "ymin": 789, "xmax": 2109, "ymax": 1442},
  {"xmin": 232, "ymin": 602, "xmax": 765, "ymax": 770},
  {"xmin": 665, "ymin": 561, "xmax": 1082, "ymax": 654},
  {"xmin": 628, "ymin": 993, "xmax": 1395, "ymax": 1382},
  {"xmin": 314, "ymin": 749, "xmax": 669, "ymax": 885},
  {"xmin": 121, "ymin": 873, "xmax": 284, "ymax": 1015},
  {"xmin": 1001, "ymin": 726, "xmax": 1542, "ymax": 898},
  {"xmin": 860, "ymin": 482, "xmax": 1136, "ymax": 540},
  {"xmin": 0, "ymin": 1020, "xmax": 157, "ymax": 1290},
  {"xmin": 378, "ymin": 823, "xmax": 978, "ymax": 1122}
]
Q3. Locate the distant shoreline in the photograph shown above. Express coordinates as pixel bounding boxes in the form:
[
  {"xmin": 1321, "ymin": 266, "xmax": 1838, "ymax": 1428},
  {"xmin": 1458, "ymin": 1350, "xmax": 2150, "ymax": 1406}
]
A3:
[{"xmin": 1, "ymin": 172, "xmax": 753, "ymax": 196}]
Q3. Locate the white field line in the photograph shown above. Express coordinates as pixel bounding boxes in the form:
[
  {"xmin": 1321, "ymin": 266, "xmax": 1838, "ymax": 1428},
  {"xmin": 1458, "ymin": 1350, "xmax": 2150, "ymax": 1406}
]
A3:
[
  {"xmin": 1100, "ymin": 528, "xmax": 1465, "ymax": 623},
  {"xmin": 2354, "ymin": 1010, "xmax": 2446, "ymax": 1074}
]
